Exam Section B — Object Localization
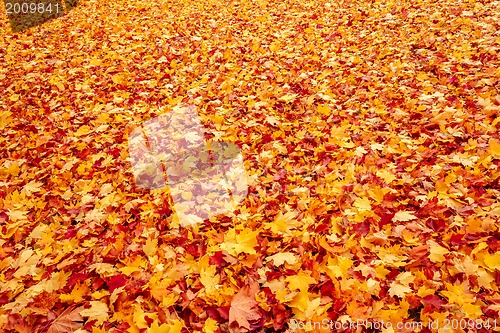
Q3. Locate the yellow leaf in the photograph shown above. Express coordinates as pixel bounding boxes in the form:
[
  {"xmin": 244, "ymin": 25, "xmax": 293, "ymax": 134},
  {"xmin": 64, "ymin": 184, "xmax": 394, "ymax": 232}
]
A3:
[
  {"xmin": 79, "ymin": 301, "xmax": 109, "ymax": 325},
  {"xmin": 219, "ymin": 228, "xmax": 259, "ymax": 256},
  {"xmin": 0, "ymin": 111, "xmax": 13, "ymax": 130},
  {"xmin": 200, "ymin": 264, "xmax": 220, "ymax": 291},
  {"xmin": 353, "ymin": 196, "xmax": 372, "ymax": 212},
  {"xmin": 90, "ymin": 58, "xmax": 102, "ymax": 66},
  {"xmin": 288, "ymin": 289, "xmax": 310, "ymax": 312},
  {"xmin": 99, "ymin": 183, "xmax": 114, "ymax": 197},
  {"xmin": 265, "ymin": 210, "xmax": 296, "ymax": 234},
  {"xmin": 203, "ymin": 318, "xmax": 218, "ymax": 333},
  {"xmin": 56, "ymin": 82, "xmax": 65, "ymax": 91},
  {"xmin": 112, "ymin": 73, "xmax": 127, "ymax": 85},
  {"xmin": 267, "ymin": 252, "xmax": 297, "ymax": 266},
  {"xmin": 175, "ymin": 212, "xmax": 204, "ymax": 228},
  {"xmin": 166, "ymin": 320, "xmax": 183, "ymax": 333},
  {"xmin": 21, "ymin": 181, "xmax": 43, "ymax": 196},
  {"xmin": 417, "ymin": 285, "xmax": 435, "ymax": 298},
  {"xmin": 369, "ymin": 186, "xmax": 388, "ymax": 204},
  {"xmin": 376, "ymin": 169, "xmax": 396, "ymax": 183},
  {"xmin": 279, "ymin": 94, "xmax": 298, "ymax": 103},
  {"xmin": 428, "ymin": 241, "xmax": 449, "ymax": 263},
  {"xmin": 91, "ymin": 290, "xmax": 110, "ymax": 300},
  {"xmin": 489, "ymin": 138, "xmax": 500, "ymax": 158},
  {"xmin": 471, "ymin": 242, "xmax": 488, "ymax": 256},
  {"xmin": 375, "ymin": 266, "xmax": 391, "ymax": 279},
  {"xmin": 416, "ymin": 72, "xmax": 428, "ymax": 81},
  {"xmin": 477, "ymin": 268, "xmax": 495, "ymax": 288},
  {"xmin": 148, "ymin": 271, "xmax": 173, "ymax": 301},
  {"xmin": 6, "ymin": 209, "xmax": 29, "ymax": 222},
  {"xmin": 388, "ymin": 281, "xmax": 412, "ymax": 298},
  {"xmin": 317, "ymin": 104, "xmax": 331, "ymax": 116},
  {"xmin": 440, "ymin": 281, "xmax": 475, "ymax": 305},
  {"xmin": 144, "ymin": 237, "xmax": 158, "ymax": 258},
  {"xmin": 213, "ymin": 114, "xmax": 224, "ymax": 125},
  {"xmin": 393, "ymin": 211, "xmax": 417, "ymax": 222},
  {"xmin": 483, "ymin": 253, "xmax": 500, "ymax": 271},
  {"xmin": 327, "ymin": 256, "xmax": 353, "ymax": 278},
  {"xmin": 395, "ymin": 272, "xmax": 415, "ymax": 286},
  {"xmin": 467, "ymin": 216, "xmax": 484, "ymax": 233},
  {"xmin": 286, "ymin": 271, "xmax": 316, "ymax": 291},
  {"xmin": 461, "ymin": 301, "xmax": 484, "ymax": 318},
  {"xmin": 162, "ymin": 293, "xmax": 179, "ymax": 308},
  {"xmin": 133, "ymin": 304, "xmax": 158, "ymax": 329},
  {"xmin": 147, "ymin": 320, "xmax": 170, "ymax": 333},
  {"xmin": 5, "ymin": 161, "xmax": 20, "ymax": 176},
  {"xmin": 60, "ymin": 283, "xmax": 89, "ymax": 303},
  {"xmin": 269, "ymin": 41, "xmax": 280, "ymax": 52},
  {"xmin": 491, "ymin": 116, "xmax": 500, "ymax": 128},
  {"xmin": 75, "ymin": 125, "xmax": 92, "ymax": 137},
  {"xmin": 92, "ymin": 328, "xmax": 107, "ymax": 333},
  {"xmin": 49, "ymin": 76, "xmax": 65, "ymax": 91},
  {"xmin": 181, "ymin": 191, "xmax": 193, "ymax": 201},
  {"xmin": 1, "ymin": 219, "xmax": 23, "ymax": 239},
  {"xmin": 119, "ymin": 256, "xmax": 145, "ymax": 276},
  {"xmin": 317, "ymin": 70, "xmax": 332, "ymax": 81}
]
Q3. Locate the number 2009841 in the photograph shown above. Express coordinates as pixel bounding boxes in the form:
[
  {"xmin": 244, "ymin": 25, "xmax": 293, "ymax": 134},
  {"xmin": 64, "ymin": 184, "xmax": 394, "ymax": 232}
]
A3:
[{"xmin": 5, "ymin": 2, "xmax": 61, "ymax": 14}]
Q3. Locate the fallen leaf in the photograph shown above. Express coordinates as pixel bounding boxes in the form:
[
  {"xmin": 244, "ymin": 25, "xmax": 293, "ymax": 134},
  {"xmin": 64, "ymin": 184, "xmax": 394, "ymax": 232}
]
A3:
[
  {"xmin": 79, "ymin": 301, "xmax": 109, "ymax": 325},
  {"xmin": 47, "ymin": 306, "xmax": 84, "ymax": 333},
  {"xmin": 229, "ymin": 284, "xmax": 261, "ymax": 329}
]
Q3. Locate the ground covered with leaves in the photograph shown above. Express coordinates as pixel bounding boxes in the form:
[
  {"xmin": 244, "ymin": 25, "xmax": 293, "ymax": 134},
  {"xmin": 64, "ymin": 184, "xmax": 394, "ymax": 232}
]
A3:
[{"xmin": 1, "ymin": 0, "xmax": 500, "ymax": 332}]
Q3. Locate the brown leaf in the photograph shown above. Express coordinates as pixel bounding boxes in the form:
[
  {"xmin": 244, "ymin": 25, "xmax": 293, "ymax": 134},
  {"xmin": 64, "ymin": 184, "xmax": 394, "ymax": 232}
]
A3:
[
  {"xmin": 229, "ymin": 284, "xmax": 261, "ymax": 330},
  {"xmin": 47, "ymin": 306, "xmax": 84, "ymax": 333}
]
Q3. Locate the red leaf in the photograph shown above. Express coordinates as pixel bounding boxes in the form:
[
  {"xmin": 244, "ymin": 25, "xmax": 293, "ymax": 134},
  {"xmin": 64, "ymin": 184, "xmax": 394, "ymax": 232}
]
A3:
[{"xmin": 106, "ymin": 274, "xmax": 127, "ymax": 293}]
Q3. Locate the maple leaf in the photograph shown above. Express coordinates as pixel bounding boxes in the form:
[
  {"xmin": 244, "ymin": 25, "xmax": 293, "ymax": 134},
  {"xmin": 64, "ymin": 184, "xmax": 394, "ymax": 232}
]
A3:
[
  {"xmin": 111, "ymin": 73, "xmax": 128, "ymax": 85},
  {"xmin": 393, "ymin": 211, "xmax": 418, "ymax": 222},
  {"xmin": 229, "ymin": 284, "xmax": 261, "ymax": 330},
  {"xmin": 47, "ymin": 306, "xmax": 84, "ymax": 333},
  {"xmin": 203, "ymin": 318, "xmax": 219, "ymax": 333},
  {"xmin": 461, "ymin": 301, "xmax": 484, "ymax": 318},
  {"xmin": 376, "ymin": 169, "xmax": 397, "ymax": 184},
  {"xmin": 317, "ymin": 104, "xmax": 331, "ymax": 116},
  {"xmin": 219, "ymin": 228, "xmax": 259, "ymax": 256},
  {"xmin": 388, "ymin": 281, "xmax": 412, "ymax": 299},
  {"xmin": 482, "ymin": 253, "xmax": 500, "ymax": 271},
  {"xmin": 147, "ymin": 321, "xmax": 170, "ymax": 333},
  {"xmin": 279, "ymin": 94, "xmax": 298, "ymax": 103},
  {"xmin": 428, "ymin": 241, "xmax": 449, "ymax": 263},
  {"xmin": 21, "ymin": 181, "xmax": 44, "ymax": 196},
  {"xmin": 143, "ymin": 237, "xmax": 158, "ymax": 258},
  {"xmin": 5, "ymin": 209, "xmax": 29, "ymax": 222},
  {"xmin": 489, "ymin": 138, "xmax": 500, "ymax": 158},
  {"xmin": 289, "ymin": 292, "xmax": 322, "ymax": 320},
  {"xmin": 285, "ymin": 271, "xmax": 317, "ymax": 291},
  {"xmin": 267, "ymin": 252, "xmax": 297, "ymax": 266},
  {"xmin": 59, "ymin": 283, "xmax": 89, "ymax": 303},
  {"xmin": 79, "ymin": 301, "xmax": 109, "ymax": 325},
  {"xmin": 353, "ymin": 196, "xmax": 372, "ymax": 212}
]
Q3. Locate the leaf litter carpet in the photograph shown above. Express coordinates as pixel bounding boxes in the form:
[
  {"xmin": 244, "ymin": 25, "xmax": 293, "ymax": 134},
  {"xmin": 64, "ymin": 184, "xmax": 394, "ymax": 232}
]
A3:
[{"xmin": 1, "ymin": 0, "xmax": 500, "ymax": 332}]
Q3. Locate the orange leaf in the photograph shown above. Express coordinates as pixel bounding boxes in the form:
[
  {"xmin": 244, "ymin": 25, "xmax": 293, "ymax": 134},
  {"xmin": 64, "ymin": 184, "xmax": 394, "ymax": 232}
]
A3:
[
  {"xmin": 229, "ymin": 284, "xmax": 261, "ymax": 329},
  {"xmin": 47, "ymin": 306, "xmax": 84, "ymax": 333}
]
